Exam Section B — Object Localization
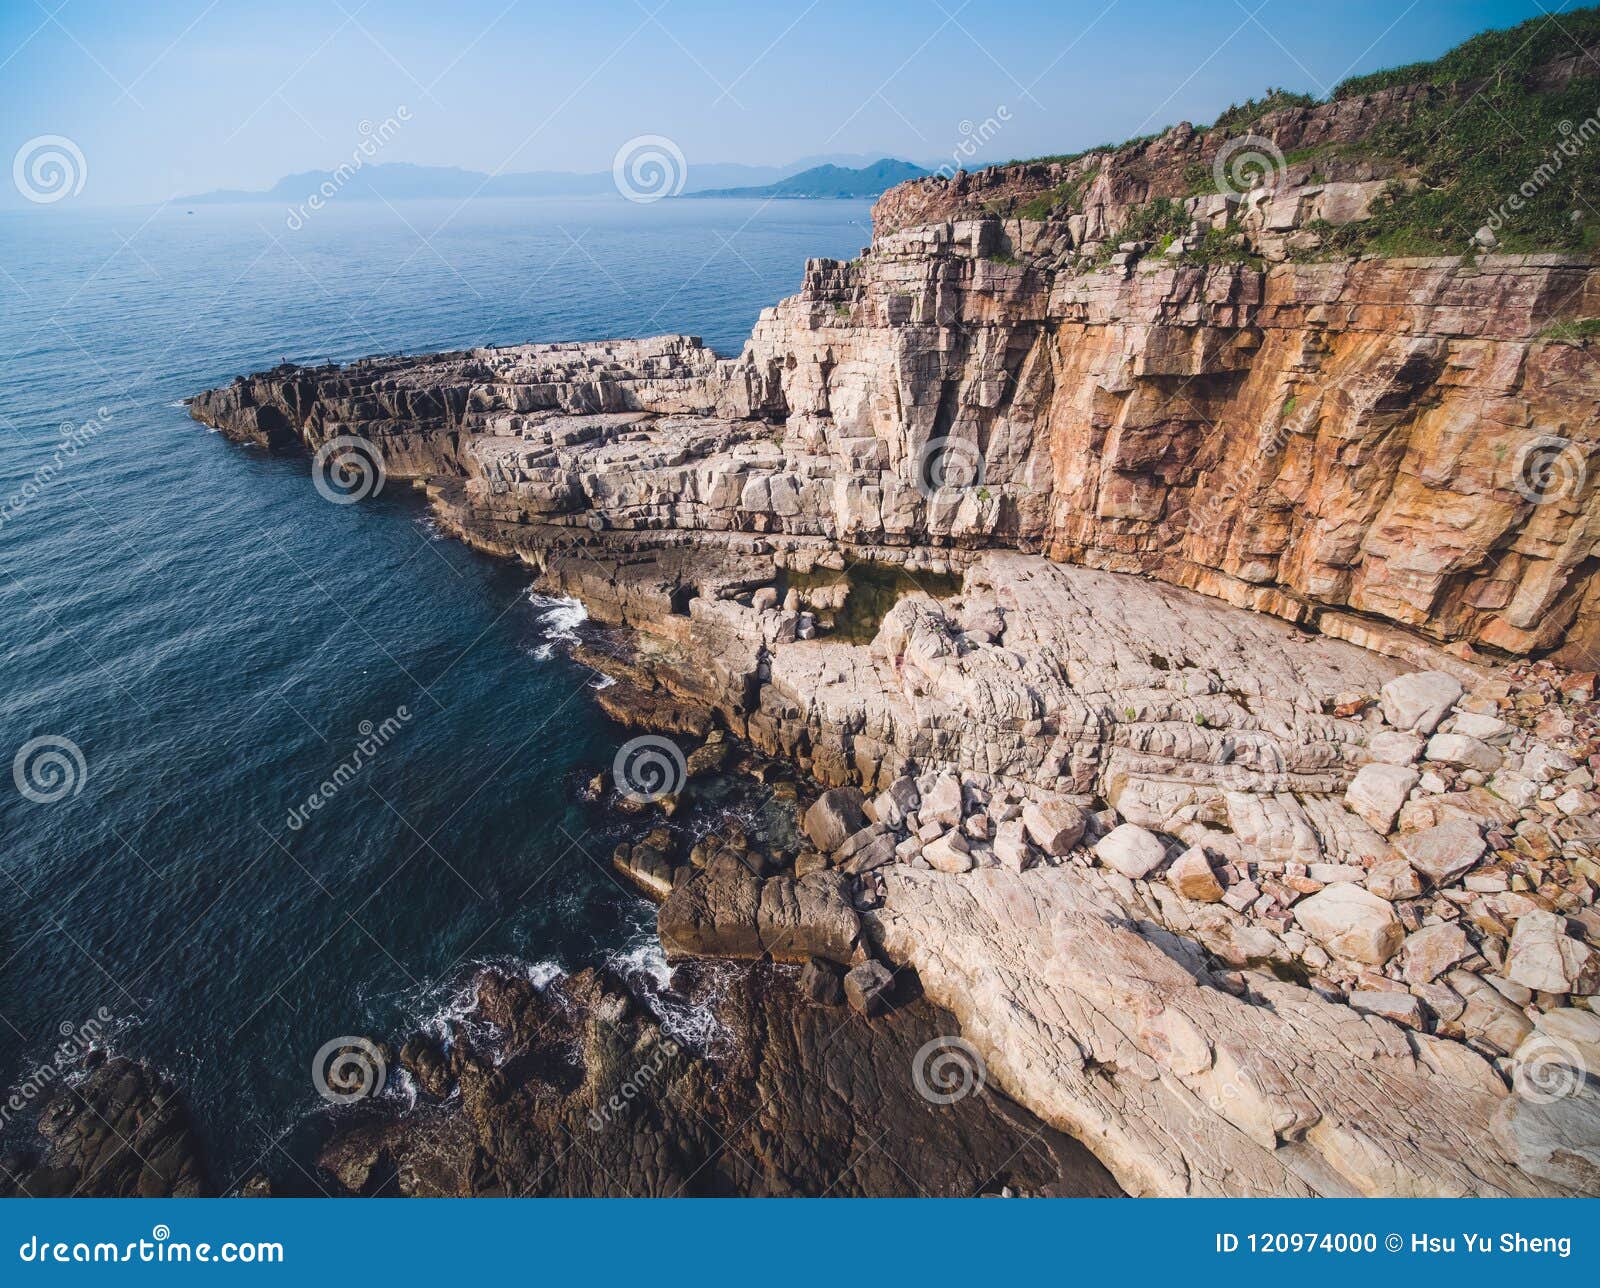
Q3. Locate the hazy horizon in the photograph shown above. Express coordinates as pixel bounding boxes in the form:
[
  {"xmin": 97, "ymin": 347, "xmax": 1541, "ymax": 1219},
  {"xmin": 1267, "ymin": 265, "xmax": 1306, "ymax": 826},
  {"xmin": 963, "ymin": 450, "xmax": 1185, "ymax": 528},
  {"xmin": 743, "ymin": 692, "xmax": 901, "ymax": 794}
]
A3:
[{"xmin": 1, "ymin": 0, "xmax": 1569, "ymax": 211}]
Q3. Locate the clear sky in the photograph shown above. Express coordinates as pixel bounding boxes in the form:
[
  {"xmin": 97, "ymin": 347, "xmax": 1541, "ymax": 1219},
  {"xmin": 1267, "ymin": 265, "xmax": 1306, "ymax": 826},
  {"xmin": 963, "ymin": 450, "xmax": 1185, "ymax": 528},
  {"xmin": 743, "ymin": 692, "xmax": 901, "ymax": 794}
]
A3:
[{"xmin": 0, "ymin": 0, "xmax": 1578, "ymax": 208}]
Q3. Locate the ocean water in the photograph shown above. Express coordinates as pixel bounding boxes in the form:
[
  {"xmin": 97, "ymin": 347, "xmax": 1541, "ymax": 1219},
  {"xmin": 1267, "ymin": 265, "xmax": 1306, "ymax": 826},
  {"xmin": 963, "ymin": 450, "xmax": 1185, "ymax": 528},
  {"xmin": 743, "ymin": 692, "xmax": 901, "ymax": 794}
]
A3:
[{"xmin": 0, "ymin": 196, "xmax": 872, "ymax": 1188}]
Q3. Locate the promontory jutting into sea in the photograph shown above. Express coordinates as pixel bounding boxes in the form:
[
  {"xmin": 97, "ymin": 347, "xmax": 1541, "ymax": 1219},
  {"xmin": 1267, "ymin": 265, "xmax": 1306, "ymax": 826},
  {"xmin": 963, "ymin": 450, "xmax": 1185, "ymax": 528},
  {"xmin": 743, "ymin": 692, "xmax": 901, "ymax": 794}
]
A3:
[{"xmin": 2, "ymin": 5, "xmax": 1597, "ymax": 1205}]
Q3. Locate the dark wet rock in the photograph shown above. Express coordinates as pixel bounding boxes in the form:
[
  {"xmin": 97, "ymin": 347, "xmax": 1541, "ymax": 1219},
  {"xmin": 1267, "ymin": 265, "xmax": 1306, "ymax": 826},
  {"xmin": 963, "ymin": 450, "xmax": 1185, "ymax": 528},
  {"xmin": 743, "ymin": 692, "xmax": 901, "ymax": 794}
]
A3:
[
  {"xmin": 316, "ymin": 964, "xmax": 1121, "ymax": 1197},
  {"xmin": 3, "ymin": 1057, "xmax": 208, "ymax": 1197},
  {"xmin": 658, "ymin": 853, "xmax": 860, "ymax": 966},
  {"xmin": 799, "ymin": 958, "xmax": 844, "ymax": 1006},
  {"xmin": 845, "ymin": 961, "xmax": 895, "ymax": 1016},
  {"xmin": 685, "ymin": 733, "xmax": 731, "ymax": 778},
  {"xmin": 400, "ymin": 1034, "xmax": 452, "ymax": 1100}
]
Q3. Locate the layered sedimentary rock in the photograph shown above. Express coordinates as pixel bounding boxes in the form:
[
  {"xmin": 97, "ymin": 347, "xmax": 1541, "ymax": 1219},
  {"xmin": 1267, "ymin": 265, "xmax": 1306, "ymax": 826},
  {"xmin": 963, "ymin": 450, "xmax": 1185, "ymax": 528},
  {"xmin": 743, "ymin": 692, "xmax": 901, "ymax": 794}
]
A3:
[
  {"xmin": 192, "ymin": 241, "xmax": 1600, "ymax": 662},
  {"xmin": 189, "ymin": 97, "xmax": 1600, "ymax": 1196},
  {"xmin": 873, "ymin": 863, "xmax": 1579, "ymax": 1198}
]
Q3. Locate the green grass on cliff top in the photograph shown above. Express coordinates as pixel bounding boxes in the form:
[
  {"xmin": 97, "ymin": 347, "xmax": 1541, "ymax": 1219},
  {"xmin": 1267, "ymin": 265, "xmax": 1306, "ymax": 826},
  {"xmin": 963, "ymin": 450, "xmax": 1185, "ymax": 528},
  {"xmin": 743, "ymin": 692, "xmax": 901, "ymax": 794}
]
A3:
[{"xmin": 1002, "ymin": 7, "xmax": 1600, "ymax": 256}]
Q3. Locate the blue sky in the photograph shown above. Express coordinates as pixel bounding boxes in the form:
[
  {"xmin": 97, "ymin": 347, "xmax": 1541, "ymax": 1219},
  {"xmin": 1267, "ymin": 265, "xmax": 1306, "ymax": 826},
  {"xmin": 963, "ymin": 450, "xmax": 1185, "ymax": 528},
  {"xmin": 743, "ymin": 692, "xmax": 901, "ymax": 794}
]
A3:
[{"xmin": 0, "ymin": 0, "xmax": 1577, "ymax": 207}]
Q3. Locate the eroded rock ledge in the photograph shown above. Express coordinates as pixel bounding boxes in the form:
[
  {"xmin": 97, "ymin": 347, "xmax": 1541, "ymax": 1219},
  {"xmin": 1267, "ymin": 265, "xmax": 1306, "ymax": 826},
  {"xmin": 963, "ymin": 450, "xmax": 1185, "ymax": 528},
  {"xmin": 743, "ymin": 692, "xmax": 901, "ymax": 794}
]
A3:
[{"xmin": 189, "ymin": 149, "xmax": 1600, "ymax": 1196}]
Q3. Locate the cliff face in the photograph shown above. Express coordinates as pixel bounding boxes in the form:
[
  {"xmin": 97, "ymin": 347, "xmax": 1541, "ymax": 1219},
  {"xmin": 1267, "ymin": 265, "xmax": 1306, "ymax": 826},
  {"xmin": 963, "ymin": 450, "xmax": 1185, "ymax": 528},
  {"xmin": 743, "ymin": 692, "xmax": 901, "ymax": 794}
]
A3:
[
  {"xmin": 188, "ymin": 66, "xmax": 1600, "ymax": 1198},
  {"xmin": 192, "ymin": 234, "xmax": 1600, "ymax": 663},
  {"xmin": 742, "ymin": 235, "xmax": 1600, "ymax": 662}
]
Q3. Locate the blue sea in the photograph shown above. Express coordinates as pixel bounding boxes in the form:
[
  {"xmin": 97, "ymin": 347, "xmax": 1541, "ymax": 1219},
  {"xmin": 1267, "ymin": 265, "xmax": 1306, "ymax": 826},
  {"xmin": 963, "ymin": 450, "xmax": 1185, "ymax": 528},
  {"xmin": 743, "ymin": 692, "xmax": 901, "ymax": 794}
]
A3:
[{"xmin": 0, "ymin": 196, "xmax": 872, "ymax": 1188}]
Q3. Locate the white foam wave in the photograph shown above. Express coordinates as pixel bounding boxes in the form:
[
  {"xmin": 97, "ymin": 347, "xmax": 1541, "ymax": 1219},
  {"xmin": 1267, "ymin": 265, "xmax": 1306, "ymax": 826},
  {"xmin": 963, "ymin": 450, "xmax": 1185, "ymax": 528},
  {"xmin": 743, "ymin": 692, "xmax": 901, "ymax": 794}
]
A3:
[
  {"xmin": 611, "ymin": 933, "xmax": 731, "ymax": 1054},
  {"xmin": 589, "ymin": 673, "xmax": 617, "ymax": 690},
  {"xmin": 408, "ymin": 956, "xmax": 566, "ymax": 1065},
  {"xmin": 527, "ymin": 591, "xmax": 588, "ymax": 644}
]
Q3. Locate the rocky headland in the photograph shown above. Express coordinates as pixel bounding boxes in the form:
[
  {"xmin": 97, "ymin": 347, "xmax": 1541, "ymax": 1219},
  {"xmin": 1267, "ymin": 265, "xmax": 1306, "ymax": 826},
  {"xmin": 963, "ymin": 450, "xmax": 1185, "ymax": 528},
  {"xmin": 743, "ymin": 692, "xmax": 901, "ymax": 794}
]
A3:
[{"xmin": 151, "ymin": 14, "xmax": 1600, "ymax": 1198}]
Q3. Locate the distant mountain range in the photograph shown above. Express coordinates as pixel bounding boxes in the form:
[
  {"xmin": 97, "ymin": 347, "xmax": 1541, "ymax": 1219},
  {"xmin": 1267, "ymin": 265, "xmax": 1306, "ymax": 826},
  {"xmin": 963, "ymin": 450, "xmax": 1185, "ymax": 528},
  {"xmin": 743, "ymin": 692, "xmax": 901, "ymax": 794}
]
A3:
[
  {"xmin": 681, "ymin": 159, "xmax": 929, "ymax": 199},
  {"xmin": 179, "ymin": 155, "xmax": 923, "ymax": 205}
]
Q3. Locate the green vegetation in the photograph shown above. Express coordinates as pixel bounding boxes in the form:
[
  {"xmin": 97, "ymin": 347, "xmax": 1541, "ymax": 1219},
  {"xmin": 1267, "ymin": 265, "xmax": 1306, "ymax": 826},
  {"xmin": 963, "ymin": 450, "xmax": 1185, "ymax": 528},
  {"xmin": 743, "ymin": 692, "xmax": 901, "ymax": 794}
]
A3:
[
  {"xmin": 777, "ymin": 562, "xmax": 962, "ymax": 644},
  {"xmin": 999, "ymin": 8, "xmax": 1600, "ymax": 257},
  {"xmin": 1538, "ymin": 317, "xmax": 1600, "ymax": 343},
  {"xmin": 1210, "ymin": 88, "xmax": 1316, "ymax": 133},
  {"xmin": 1016, "ymin": 165, "xmax": 1100, "ymax": 221},
  {"xmin": 1181, "ymin": 223, "xmax": 1264, "ymax": 267},
  {"xmin": 985, "ymin": 252, "xmax": 1022, "ymax": 266},
  {"xmin": 1116, "ymin": 197, "xmax": 1189, "ymax": 247},
  {"xmin": 1333, "ymin": 9, "xmax": 1600, "ymax": 97}
]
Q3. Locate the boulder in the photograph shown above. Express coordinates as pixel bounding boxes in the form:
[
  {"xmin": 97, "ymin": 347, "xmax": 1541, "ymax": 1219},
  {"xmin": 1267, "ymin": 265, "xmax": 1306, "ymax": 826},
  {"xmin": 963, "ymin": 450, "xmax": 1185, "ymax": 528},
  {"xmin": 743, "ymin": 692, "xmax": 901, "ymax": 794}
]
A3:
[
  {"xmin": 1167, "ymin": 847, "xmax": 1224, "ymax": 902},
  {"xmin": 657, "ymin": 852, "xmax": 764, "ymax": 960},
  {"xmin": 803, "ymin": 787, "xmax": 867, "ymax": 852},
  {"xmin": 1401, "ymin": 922, "xmax": 1473, "ymax": 986},
  {"xmin": 992, "ymin": 819, "xmax": 1035, "ymax": 873},
  {"xmin": 1022, "ymin": 799, "xmax": 1087, "ymax": 856},
  {"xmin": 798, "ymin": 957, "xmax": 844, "ymax": 1006},
  {"xmin": 613, "ymin": 841, "xmax": 677, "ymax": 901},
  {"xmin": 1425, "ymin": 733, "xmax": 1502, "ymax": 773},
  {"xmin": 659, "ymin": 856, "xmax": 860, "ymax": 966},
  {"xmin": 924, "ymin": 830, "xmax": 975, "ymax": 874},
  {"xmin": 1293, "ymin": 883, "xmax": 1404, "ymax": 965},
  {"xmin": 1379, "ymin": 671, "xmax": 1463, "ymax": 734},
  {"xmin": 1395, "ymin": 818, "xmax": 1486, "ymax": 886},
  {"xmin": 1344, "ymin": 763, "xmax": 1419, "ymax": 834},
  {"xmin": 844, "ymin": 960, "xmax": 894, "ymax": 1016},
  {"xmin": 835, "ymin": 823, "xmax": 897, "ymax": 874},
  {"xmin": 1366, "ymin": 858, "xmax": 1423, "ymax": 901},
  {"xmin": 1450, "ymin": 969, "xmax": 1536, "ymax": 1055},
  {"xmin": 757, "ymin": 871, "xmax": 862, "ymax": 965},
  {"xmin": 922, "ymin": 774, "xmax": 964, "ymax": 828},
  {"xmin": 1094, "ymin": 823, "xmax": 1168, "ymax": 879},
  {"xmin": 1348, "ymin": 990, "xmax": 1426, "ymax": 1030},
  {"xmin": 869, "ymin": 777, "xmax": 920, "ymax": 828},
  {"xmin": 1367, "ymin": 731, "xmax": 1423, "ymax": 765},
  {"xmin": 1505, "ymin": 910, "xmax": 1600, "ymax": 994}
]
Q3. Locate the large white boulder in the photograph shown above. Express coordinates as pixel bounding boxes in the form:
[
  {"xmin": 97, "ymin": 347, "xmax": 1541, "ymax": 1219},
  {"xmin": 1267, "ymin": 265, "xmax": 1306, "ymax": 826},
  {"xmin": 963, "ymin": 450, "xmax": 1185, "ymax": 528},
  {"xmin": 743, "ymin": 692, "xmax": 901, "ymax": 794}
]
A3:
[
  {"xmin": 1506, "ymin": 910, "xmax": 1600, "ymax": 994},
  {"xmin": 1379, "ymin": 671, "xmax": 1463, "ymax": 734},
  {"xmin": 1395, "ymin": 818, "xmax": 1486, "ymax": 885},
  {"xmin": 1425, "ymin": 732, "xmax": 1502, "ymax": 773},
  {"xmin": 1293, "ymin": 883, "xmax": 1404, "ymax": 965},
  {"xmin": 1094, "ymin": 823, "xmax": 1168, "ymax": 879},
  {"xmin": 1344, "ymin": 763, "xmax": 1418, "ymax": 834}
]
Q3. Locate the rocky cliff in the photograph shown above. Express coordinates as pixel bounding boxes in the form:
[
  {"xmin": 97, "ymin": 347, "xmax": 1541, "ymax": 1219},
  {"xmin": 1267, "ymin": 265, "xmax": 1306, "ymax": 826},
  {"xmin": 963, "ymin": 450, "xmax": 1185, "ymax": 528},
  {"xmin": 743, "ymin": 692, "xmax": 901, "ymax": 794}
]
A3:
[
  {"xmin": 188, "ymin": 17, "xmax": 1600, "ymax": 1198},
  {"xmin": 192, "ymin": 240, "xmax": 1600, "ymax": 666}
]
